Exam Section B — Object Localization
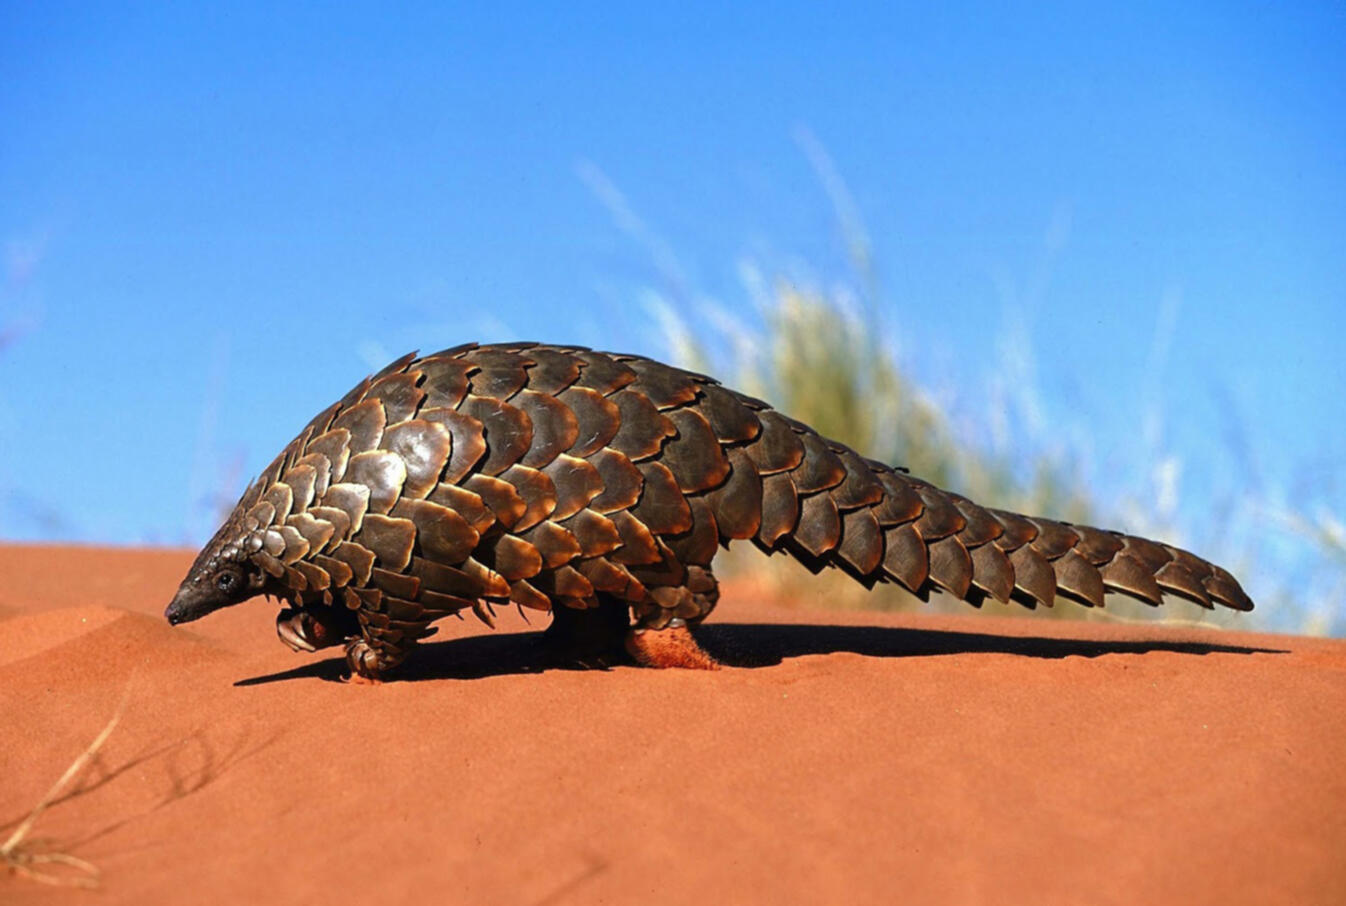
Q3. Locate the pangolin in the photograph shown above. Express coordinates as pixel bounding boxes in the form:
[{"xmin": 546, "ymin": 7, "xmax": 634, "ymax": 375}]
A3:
[{"xmin": 165, "ymin": 342, "xmax": 1253, "ymax": 679}]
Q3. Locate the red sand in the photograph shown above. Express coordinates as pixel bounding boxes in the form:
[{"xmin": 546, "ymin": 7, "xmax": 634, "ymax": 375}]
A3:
[{"xmin": 2, "ymin": 544, "xmax": 1343, "ymax": 904}]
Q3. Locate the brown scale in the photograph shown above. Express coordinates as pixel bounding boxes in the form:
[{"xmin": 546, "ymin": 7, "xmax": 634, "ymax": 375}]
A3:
[{"xmin": 166, "ymin": 343, "xmax": 1257, "ymax": 681}]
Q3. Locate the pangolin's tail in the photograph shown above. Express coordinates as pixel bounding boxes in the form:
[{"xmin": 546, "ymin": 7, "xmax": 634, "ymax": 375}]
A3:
[{"xmin": 683, "ymin": 383, "xmax": 1253, "ymax": 613}]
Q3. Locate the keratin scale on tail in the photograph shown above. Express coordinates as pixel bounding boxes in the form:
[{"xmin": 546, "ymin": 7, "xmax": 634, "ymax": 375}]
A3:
[{"xmin": 661, "ymin": 360, "xmax": 1253, "ymax": 614}]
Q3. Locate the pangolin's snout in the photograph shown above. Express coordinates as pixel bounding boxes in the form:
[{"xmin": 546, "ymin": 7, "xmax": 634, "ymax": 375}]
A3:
[
  {"xmin": 164, "ymin": 582, "xmax": 221, "ymax": 625},
  {"xmin": 164, "ymin": 595, "xmax": 196, "ymax": 625}
]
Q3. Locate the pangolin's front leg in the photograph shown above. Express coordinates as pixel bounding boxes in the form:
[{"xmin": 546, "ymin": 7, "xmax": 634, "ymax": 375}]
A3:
[
  {"xmin": 276, "ymin": 604, "xmax": 397, "ymax": 682},
  {"xmin": 343, "ymin": 606, "xmax": 438, "ymax": 682},
  {"xmin": 277, "ymin": 600, "xmax": 428, "ymax": 682},
  {"xmin": 344, "ymin": 636, "xmax": 399, "ymax": 683}
]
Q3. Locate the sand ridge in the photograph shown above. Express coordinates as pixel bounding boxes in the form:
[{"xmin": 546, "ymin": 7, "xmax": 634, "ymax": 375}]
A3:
[{"xmin": 1, "ymin": 544, "xmax": 1343, "ymax": 904}]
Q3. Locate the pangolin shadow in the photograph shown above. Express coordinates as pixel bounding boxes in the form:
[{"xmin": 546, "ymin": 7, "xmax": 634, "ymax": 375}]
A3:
[{"xmin": 235, "ymin": 622, "xmax": 1285, "ymax": 685}]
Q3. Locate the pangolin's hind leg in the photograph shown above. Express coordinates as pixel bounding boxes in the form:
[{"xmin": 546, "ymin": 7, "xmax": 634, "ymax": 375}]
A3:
[
  {"xmin": 541, "ymin": 586, "xmax": 722, "ymax": 670},
  {"xmin": 625, "ymin": 583, "xmax": 721, "ymax": 671},
  {"xmin": 541, "ymin": 599, "xmax": 631, "ymax": 668},
  {"xmin": 625, "ymin": 619, "xmax": 720, "ymax": 670}
]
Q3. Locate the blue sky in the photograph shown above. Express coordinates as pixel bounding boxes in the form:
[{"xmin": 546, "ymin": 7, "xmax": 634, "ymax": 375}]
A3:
[{"xmin": 2, "ymin": 0, "xmax": 1343, "ymax": 591}]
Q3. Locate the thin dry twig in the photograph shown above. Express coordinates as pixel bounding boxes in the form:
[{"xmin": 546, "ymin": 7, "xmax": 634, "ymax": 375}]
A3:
[{"xmin": 2, "ymin": 691, "xmax": 130, "ymax": 889}]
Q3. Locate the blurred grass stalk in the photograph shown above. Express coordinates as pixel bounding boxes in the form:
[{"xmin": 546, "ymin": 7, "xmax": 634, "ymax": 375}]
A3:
[
  {"xmin": 641, "ymin": 180, "xmax": 1340, "ymax": 636},
  {"xmin": 656, "ymin": 278, "xmax": 1342, "ymax": 634},
  {"xmin": 636, "ymin": 131, "xmax": 1341, "ymax": 636}
]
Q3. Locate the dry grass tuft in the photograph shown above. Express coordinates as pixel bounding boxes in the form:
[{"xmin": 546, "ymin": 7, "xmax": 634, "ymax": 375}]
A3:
[{"xmin": 2, "ymin": 695, "xmax": 128, "ymax": 889}]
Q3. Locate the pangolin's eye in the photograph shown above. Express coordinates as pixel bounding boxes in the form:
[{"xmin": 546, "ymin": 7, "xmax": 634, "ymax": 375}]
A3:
[{"xmin": 216, "ymin": 571, "xmax": 238, "ymax": 592}]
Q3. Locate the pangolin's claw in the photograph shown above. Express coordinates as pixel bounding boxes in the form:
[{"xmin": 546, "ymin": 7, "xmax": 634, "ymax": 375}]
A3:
[
  {"xmin": 276, "ymin": 607, "xmax": 348, "ymax": 653},
  {"xmin": 276, "ymin": 608, "xmax": 318, "ymax": 652}
]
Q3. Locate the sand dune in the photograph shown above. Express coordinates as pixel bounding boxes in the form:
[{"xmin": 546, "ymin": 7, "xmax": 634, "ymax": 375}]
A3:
[{"xmin": 2, "ymin": 545, "xmax": 1343, "ymax": 904}]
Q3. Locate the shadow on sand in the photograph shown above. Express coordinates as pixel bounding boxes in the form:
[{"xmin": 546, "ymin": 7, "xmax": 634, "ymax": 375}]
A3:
[{"xmin": 235, "ymin": 621, "xmax": 1285, "ymax": 686}]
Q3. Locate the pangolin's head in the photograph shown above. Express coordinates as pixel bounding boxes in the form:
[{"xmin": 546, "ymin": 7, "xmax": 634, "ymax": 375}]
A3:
[{"xmin": 164, "ymin": 518, "xmax": 267, "ymax": 625}]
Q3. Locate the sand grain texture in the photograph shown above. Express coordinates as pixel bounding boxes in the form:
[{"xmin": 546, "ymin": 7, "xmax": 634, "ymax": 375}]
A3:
[{"xmin": 2, "ymin": 545, "xmax": 1343, "ymax": 904}]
